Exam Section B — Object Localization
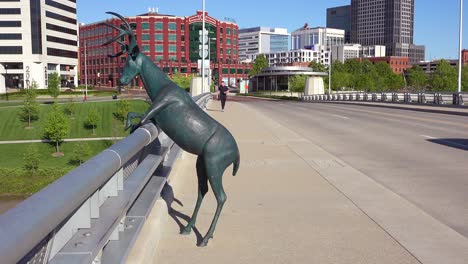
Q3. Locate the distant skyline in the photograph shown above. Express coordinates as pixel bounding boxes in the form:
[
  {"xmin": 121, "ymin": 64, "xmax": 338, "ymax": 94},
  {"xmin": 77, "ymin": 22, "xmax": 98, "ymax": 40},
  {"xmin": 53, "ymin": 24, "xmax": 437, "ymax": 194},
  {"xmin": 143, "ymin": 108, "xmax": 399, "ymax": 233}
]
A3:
[{"xmin": 77, "ymin": 0, "xmax": 467, "ymax": 61}]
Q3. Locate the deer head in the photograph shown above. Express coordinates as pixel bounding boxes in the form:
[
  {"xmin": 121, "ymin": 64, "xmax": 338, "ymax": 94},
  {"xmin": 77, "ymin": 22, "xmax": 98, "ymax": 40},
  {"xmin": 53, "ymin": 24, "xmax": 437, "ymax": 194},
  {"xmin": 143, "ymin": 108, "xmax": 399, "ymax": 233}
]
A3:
[{"xmin": 102, "ymin": 12, "xmax": 141, "ymax": 85}]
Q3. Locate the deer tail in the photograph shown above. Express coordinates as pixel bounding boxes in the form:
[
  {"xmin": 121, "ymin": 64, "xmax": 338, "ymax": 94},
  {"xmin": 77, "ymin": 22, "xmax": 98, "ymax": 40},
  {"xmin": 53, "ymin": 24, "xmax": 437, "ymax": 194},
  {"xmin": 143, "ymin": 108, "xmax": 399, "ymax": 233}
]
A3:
[{"xmin": 232, "ymin": 153, "xmax": 240, "ymax": 176}]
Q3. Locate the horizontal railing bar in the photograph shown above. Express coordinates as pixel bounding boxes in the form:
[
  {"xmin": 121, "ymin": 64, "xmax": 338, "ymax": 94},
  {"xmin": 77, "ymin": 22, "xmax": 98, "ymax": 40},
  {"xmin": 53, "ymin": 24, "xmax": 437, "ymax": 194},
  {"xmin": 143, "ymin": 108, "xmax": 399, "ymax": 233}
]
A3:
[
  {"xmin": 0, "ymin": 124, "xmax": 160, "ymax": 264},
  {"xmin": 101, "ymin": 143, "xmax": 181, "ymax": 264},
  {"xmin": 50, "ymin": 153, "xmax": 164, "ymax": 264}
]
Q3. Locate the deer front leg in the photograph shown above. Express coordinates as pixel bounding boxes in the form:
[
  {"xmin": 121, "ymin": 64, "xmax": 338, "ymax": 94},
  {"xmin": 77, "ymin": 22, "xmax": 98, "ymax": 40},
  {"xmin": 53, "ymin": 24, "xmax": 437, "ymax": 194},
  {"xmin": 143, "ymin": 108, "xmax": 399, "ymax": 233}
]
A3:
[{"xmin": 125, "ymin": 112, "xmax": 144, "ymax": 133}]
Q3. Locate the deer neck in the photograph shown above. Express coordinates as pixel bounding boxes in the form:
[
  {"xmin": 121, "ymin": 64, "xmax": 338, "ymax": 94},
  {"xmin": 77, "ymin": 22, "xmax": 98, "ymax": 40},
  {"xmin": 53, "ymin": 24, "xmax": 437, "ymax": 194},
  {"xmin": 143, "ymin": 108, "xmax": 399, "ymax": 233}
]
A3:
[{"xmin": 138, "ymin": 54, "xmax": 172, "ymax": 101}]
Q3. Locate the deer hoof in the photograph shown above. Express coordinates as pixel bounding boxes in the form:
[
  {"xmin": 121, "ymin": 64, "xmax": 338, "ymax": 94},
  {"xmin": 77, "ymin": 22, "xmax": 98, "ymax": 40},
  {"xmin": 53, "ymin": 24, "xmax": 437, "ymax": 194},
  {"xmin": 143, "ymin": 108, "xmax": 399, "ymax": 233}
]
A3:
[{"xmin": 181, "ymin": 226, "xmax": 192, "ymax": 235}]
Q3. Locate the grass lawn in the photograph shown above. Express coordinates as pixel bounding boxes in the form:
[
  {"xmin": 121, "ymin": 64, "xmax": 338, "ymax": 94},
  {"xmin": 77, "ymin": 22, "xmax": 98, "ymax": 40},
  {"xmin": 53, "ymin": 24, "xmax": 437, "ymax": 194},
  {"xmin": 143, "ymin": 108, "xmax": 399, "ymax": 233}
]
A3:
[
  {"xmin": 0, "ymin": 99, "xmax": 149, "ymax": 140},
  {"xmin": 0, "ymin": 140, "xmax": 117, "ymax": 195},
  {"xmin": 0, "ymin": 140, "xmax": 114, "ymax": 169}
]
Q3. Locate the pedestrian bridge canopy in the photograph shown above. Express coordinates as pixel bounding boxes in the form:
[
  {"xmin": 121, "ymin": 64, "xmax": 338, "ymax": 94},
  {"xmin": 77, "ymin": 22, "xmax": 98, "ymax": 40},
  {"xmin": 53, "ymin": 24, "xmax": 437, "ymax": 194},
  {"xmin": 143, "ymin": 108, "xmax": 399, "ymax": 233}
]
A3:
[{"xmin": 249, "ymin": 66, "xmax": 327, "ymax": 92}]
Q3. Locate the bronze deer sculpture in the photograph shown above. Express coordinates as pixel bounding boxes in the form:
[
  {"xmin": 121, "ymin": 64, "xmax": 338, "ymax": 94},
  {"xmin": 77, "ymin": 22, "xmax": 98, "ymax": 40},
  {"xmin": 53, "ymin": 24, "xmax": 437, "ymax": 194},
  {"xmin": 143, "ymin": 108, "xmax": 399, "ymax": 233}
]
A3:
[{"xmin": 103, "ymin": 12, "xmax": 240, "ymax": 247}]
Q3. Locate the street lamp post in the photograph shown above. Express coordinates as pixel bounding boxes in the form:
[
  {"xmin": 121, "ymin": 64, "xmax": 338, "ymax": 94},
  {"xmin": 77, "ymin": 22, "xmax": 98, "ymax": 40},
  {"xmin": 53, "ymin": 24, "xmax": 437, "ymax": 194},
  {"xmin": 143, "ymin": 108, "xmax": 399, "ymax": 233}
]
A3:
[
  {"xmin": 457, "ymin": 0, "xmax": 463, "ymax": 95},
  {"xmin": 4, "ymin": 63, "xmax": 8, "ymax": 101},
  {"xmin": 328, "ymin": 51, "xmax": 331, "ymax": 95},
  {"xmin": 84, "ymin": 40, "xmax": 88, "ymax": 102},
  {"xmin": 202, "ymin": 0, "xmax": 206, "ymax": 93},
  {"xmin": 208, "ymin": 37, "xmax": 216, "ymax": 92}
]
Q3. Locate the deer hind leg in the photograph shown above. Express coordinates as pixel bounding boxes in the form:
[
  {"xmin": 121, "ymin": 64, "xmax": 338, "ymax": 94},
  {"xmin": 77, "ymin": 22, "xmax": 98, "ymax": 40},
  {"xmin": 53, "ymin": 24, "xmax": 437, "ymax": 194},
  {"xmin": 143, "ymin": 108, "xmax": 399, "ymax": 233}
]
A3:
[
  {"xmin": 181, "ymin": 155, "xmax": 208, "ymax": 235},
  {"xmin": 198, "ymin": 159, "xmax": 227, "ymax": 247}
]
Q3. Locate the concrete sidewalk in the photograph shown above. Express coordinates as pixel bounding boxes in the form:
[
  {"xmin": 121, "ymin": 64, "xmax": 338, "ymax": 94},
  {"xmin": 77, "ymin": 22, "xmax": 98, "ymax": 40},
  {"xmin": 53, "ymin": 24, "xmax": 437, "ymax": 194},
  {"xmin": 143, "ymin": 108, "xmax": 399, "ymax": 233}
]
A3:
[{"xmin": 151, "ymin": 100, "xmax": 427, "ymax": 264}]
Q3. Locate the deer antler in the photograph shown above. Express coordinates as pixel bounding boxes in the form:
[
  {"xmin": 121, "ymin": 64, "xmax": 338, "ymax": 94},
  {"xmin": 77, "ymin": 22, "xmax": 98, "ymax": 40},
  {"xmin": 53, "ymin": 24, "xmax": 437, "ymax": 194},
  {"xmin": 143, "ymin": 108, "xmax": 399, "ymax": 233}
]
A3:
[{"xmin": 102, "ymin": 11, "xmax": 139, "ymax": 57}]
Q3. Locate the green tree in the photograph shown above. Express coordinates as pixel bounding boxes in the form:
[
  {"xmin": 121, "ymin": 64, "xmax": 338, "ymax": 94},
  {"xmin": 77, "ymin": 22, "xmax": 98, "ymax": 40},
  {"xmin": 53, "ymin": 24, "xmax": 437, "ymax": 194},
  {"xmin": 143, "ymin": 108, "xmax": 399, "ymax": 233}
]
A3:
[
  {"xmin": 71, "ymin": 142, "xmax": 91, "ymax": 165},
  {"xmin": 430, "ymin": 60, "xmax": 457, "ymax": 91},
  {"xmin": 23, "ymin": 144, "xmax": 40, "ymax": 175},
  {"xmin": 250, "ymin": 54, "xmax": 268, "ymax": 76},
  {"xmin": 44, "ymin": 103, "xmax": 69, "ymax": 155},
  {"xmin": 289, "ymin": 74, "xmax": 307, "ymax": 94},
  {"xmin": 388, "ymin": 73, "xmax": 405, "ymax": 91},
  {"xmin": 85, "ymin": 108, "xmax": 100, "ymax": 135},
  {"xmin": 407, "ymin": 65, "xmax": 428, "ymax": 91},
  {"xmin": 171, "ymin": 73, "xmax": 193, "ymax": 92},
  {"xmin": 330, "ymin": 61, "xmax": 350, "ymax": 91},
  {"xmin": 64, "ymin": 97, "xmax": 77, "ymax": 118},
  {"xmin": 308, "ymin": 61, "xmax": 327, "ymax": 72},
  {"xmin": 48, "ymin": 72, "xmax": 61, "ymax": 99},
  {"xmin": 461, "ymin": 65, "xmax": 468, "ymax": 92},
  {"xmin": 374, "ymin": 62, "xmax": 394, "ymax": 91},
  {"xmin": 115, "ymin": 99, "xmax": 131, "ymax": 125},
  {"xmin": 19, "ymin": 81, "xmax": 40, "ymax": 128}
]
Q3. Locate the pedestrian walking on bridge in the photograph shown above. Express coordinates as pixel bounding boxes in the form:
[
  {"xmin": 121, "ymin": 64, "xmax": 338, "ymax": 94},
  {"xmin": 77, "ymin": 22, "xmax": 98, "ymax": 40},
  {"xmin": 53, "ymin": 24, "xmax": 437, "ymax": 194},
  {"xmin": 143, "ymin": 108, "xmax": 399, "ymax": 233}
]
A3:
[{"xmin": 218, "ymin": 81, "xmax": 229, "ymax": 112}]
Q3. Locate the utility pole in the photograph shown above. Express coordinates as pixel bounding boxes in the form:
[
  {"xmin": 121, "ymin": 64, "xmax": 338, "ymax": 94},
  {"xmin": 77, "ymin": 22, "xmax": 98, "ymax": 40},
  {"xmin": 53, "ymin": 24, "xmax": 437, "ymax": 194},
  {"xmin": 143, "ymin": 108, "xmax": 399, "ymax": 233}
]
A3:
[
  {"xmin": 202, "ymin": 0, "xmax": 206, "ymax": 93},
  {"xmin": 457, "ymin": 0, "xmax": 463, "ymax": 94},
  {"xmin": 84, "ymin": 40, "xmax": 88, "ymax": 101}
]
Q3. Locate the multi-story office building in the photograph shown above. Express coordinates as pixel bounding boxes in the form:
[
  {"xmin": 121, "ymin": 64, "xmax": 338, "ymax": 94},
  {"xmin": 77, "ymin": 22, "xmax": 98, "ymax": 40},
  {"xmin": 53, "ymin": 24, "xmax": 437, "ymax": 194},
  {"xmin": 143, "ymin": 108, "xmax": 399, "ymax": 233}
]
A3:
[
  {"xmin": 327, "ymin": 5, "xmax": 351, "ymax": 43},
  {"xmin": 331, "ymin": 44, "xmax": 386, "ymax": 62},
  {"xmin": 0, "ymin": 0, "xmax": 78, "ymax": 94},
  {"xmin": 355, "ymin": 56, "xmax": 411, "ymax": 74},
  {"xmin": 350, "ymin": 0, "xmax": 425, "ymax": 64},
  {"xmin": 79, "ymin": 11, "xmax": 250, "ymax": 88},
  {"xmin": 264, "ymin": 49, "xmax": 330, "ymax": 67},
  {"xmin": 238, "ymin": 27, "xmax": 289, "ymax": 63},
  {"xmin": 291, "ymin": 26, "xmax": 345, "ymax": 52}
]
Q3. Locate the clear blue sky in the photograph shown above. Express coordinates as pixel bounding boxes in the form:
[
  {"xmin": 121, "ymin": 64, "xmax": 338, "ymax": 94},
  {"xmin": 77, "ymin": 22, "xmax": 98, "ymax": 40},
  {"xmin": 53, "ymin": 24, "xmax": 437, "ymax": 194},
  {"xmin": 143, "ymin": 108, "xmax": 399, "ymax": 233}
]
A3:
[{"xmin": 77, "ymin": 0, "xmax": 467, "ymax": 61}]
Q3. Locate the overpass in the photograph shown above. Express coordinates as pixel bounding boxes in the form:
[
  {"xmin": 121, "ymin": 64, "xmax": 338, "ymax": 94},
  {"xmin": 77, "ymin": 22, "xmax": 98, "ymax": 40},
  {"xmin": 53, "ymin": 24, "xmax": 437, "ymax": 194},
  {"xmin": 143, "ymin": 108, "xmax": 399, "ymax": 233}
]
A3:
[{"xmin": 1, "ymin": 95, "xmax": 468, "ymax": 264}]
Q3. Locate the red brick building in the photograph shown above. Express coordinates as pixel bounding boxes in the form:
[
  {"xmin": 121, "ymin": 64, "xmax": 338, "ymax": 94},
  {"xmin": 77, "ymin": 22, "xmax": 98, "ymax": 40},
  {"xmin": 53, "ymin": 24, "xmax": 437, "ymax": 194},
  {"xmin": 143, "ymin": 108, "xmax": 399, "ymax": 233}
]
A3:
[
  {"xmin": 462, "ymin": 49, "xmax": 468, "ymax": 65},
  {"xmin": 355, "ymin": 56, "xmax": 410, "ymax": 74},
  {"xmin": 79, "ymin": 11, "xmax": 251, "ymax": 88}
]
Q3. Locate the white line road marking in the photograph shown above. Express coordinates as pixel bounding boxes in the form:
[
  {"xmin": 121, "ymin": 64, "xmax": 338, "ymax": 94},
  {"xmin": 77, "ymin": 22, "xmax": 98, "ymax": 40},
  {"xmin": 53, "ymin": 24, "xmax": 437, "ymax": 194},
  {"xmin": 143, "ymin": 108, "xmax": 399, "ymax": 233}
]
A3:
[{"xmin": 331, "ymin": 114, "xmax": 350, "ymax": 119}]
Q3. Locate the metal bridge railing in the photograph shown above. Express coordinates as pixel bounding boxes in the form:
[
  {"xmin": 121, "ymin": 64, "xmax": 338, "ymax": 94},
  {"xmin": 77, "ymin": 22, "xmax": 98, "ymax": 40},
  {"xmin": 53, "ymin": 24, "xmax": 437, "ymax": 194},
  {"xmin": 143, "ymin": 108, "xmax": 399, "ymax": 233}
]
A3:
[
  {"xmin": 0, "ymin": 93, "xmax": 212, "ymax": 264},
  {"xmin": 301, "ymin": 92, "xmax": 466, "ymax": 106}
]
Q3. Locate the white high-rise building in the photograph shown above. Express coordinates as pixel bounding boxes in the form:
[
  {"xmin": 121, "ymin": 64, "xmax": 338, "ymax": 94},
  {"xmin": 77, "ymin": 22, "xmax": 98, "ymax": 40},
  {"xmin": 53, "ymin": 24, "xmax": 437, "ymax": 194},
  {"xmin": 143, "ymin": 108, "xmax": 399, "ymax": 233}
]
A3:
[
  {"xmin": 331, "ymin": 44, "xmax": 386, "ymax": 62},
  {"xmin": 264, "ymin": 49, "xmax": 330, "ymax": 67},
  {"xmin": 0, "ymin": 0, "xmax": 78, "ymax": 94},
  {"xmin": 291, "ymin": 26, "xmax": 345, "ymax": 51},
  {"xmin": 238, "ymin": 27, "xmax": 289, "ymax": 63}
]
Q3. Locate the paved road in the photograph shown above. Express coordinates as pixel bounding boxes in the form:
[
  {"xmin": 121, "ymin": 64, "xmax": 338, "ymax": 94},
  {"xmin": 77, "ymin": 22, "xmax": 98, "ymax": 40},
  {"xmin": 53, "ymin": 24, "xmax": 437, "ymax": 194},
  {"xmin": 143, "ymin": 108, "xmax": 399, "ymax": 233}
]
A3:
[{"xmin": 243, "ymin": 100, "xmax": 468, "ymax": 239}]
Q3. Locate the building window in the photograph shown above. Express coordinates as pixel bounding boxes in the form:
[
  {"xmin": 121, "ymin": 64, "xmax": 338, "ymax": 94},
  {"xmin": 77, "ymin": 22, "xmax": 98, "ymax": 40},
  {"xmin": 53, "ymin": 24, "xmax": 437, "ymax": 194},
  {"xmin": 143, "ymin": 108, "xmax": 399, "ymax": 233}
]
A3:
[
  {"xmin": 47, "ymin": 35, "xmax": 77, "ymax": 46},
  {"xmin": 168, "ymin": 22, "xmax": 176, "ymax": 31},
  {"xmin": 169, "ymin": 45, "xmax": 176, "ymax": 53},
  {"xmin": 30, "ymin": 0, "xmax": 42, "ymax": 54},
  {"xmin": 46, "ymin": 23, "xmax": 77, "ymax": 35},
  {"xmin": 181, "ymin": 35, "xmax": 185, "ymax": 41},
  {"xmin": 226, "ymin": 39, "xmax": 231, "ymax": 45},
  {"xmin": 0, "ymin": 46, "xmax": 22, "ymax": 54},
  {"xmin": 0, "ymin": 21, "xmax": 21, "ymax": 27},
  {"xmin": 47, "ymin": 47, "xmax": 77, "ymax": 58},
  {"xmin": 141, "ymin": 22, "xmax": 149, "ymax": 30},
  {"xmin": 181, "ymin": 24, "xmax": 185, "ymax": 31},
  {"xmin": 227, "ymin": 49, "xmax": 231, "ymax": 54},
  {"xmin": 155, "ymin": 22, "xmax": 163, "ymax": 30},
  {"xmin": 0, "ymin": 33, "xmax": 21, "ymax": 40},
  {"xmin": 155, "ymin": 34, "xmax": 163, "ymax": 41},
  {"xmin": 155, "ymin": 45, "xmax": 164, "ymax": 52},
  {"xmin": 141, "ymin": 34, "xmax": 150, "ymax": 41},
  {"xmin": 168, "ymin": 34, "xmax": 176, "ymax": 42},
  {"xmin": 0, "ymin": 8, "xmax": 21, "ymax": 14},
  {"xmin": 169, "ymin": 55, "xmax": 177, "ymax": 61},
  {"xmin": 142, "ymin": 45, "xmax": 150, "ymax": 52},
  {"xmin": 45, "ymin": 0, "xmax": 75, "ymax": 13},
  {"xmin": 155, "ymin": 55, "xmax": 164, "ymax": 62},
  {"xmin": 227, "ymin": 28, "xmax": 231, "ymax": 35},
  {"xmin": 46, "ymin": 11, "xmax": 76, "ymax": 25}
]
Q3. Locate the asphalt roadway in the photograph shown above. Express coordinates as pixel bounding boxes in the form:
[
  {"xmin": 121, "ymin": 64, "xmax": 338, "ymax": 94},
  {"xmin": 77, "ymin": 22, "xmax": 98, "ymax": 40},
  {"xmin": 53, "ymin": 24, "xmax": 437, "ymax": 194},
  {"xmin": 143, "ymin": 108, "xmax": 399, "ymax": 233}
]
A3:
[{"xmin": 243, "ymin": 99, "xmax": 468, "ymax": 239}]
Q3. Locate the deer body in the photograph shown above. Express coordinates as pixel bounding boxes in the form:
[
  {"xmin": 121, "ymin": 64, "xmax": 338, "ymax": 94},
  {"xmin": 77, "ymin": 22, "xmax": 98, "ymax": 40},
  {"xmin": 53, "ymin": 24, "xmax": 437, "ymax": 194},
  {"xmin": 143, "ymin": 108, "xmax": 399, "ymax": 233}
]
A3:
[{"xmin": 103, "ymin": 13, "xmax": 240, "ymax": 247}]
